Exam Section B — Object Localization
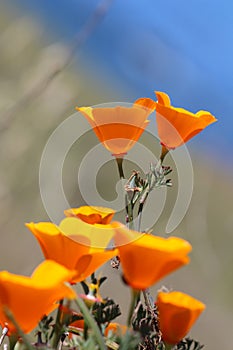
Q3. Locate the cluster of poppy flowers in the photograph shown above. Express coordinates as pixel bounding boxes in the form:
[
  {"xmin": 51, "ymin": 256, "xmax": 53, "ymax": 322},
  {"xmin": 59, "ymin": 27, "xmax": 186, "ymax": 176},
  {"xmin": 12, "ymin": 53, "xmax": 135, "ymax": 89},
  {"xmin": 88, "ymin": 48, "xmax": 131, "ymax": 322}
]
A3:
[
  {"xmin": 0, "ymin": 91, "xmax": 216, "ymax": 348},
  {"xmin": 0, "ymin": 206, "xmax": 204, "ymax": 346},
  {"xmin": 77, "ymin": 90, "xmax": 216, "ymax": 155}
]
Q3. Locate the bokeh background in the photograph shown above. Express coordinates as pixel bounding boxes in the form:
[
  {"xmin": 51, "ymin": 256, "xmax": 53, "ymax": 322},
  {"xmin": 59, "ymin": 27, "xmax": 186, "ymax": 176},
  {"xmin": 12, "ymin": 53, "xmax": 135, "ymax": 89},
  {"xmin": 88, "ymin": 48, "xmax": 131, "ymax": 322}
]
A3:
[{"xmin": 0, "ymin": 1, "xmax": 233, "ymax": 349}]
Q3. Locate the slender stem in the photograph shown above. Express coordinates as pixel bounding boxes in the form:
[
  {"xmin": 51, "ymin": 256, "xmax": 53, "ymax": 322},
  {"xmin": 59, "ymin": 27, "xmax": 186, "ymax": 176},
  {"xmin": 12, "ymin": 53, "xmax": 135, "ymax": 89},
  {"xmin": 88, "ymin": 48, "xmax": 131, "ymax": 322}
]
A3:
[
  {"xmin": 142, "ymin": 289, "xmax": 156, "ymax": 316},
  {"xmin": 57, "ymin": 341, "xmax": 63, "ymax": 350},
  {"xmin": 164, "ymin": 343, "xmax": 173, "ymax": 350},
  {"xmin": 137, "ymin": 191, "xmax": 149, "ymax": 232},
  {"xmin": 115, "ymin": 156, "xmax": 135, "ymax": 228},
  {"xmin": 127, "ymin": 201, "xmax": 134, "ymax": 230},
  {"xmin": 138, "ymin": 200, "xmax": 158, "ymax": 318},
  {"xmin": 74, "ymin": 298, "xmax": 107, "ymax": 350},
  {"xmin": 115, "ymin": 157, "xmax": 125, "ymax": 179},
  {"xmin": 50, "ymin": 299, "xmax": 64, "ymax": 349},
  {"xmin": 137, "ymin": 207, "xmax": 143, "ymax": 232},
  {"xmin": 3, "ymin": 307, "xmax": 34, "ymax": 350},
  {"xmin": 0, "ymin": 327, "xmax": 8, "ymax": 346},
  {"xmin": 160, "ymin": 145, "xmax": 169, "ymax": 164},
  {"xmin": 127, "ymin": 289, "xmax": 140, "ymax": 327},
  {"xmin": 83, "ymin": 321, "xmax": 88, "ymax": 341},
  {"xmin": 8, "ymin": 335, "xmax": 17, "ymax": 350}
]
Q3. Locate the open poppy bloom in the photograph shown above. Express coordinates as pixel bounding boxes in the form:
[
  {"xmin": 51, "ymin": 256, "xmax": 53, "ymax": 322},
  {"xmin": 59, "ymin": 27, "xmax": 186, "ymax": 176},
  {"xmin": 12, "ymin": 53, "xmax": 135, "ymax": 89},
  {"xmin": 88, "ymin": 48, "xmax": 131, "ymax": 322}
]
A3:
[
  {"xmin": 156, "ymin": 291, "xmax": 206, "ymax": 345},
  {"xmin": 0, "ymin": 260, "xmax": 75, "ymax": 334},
  {"xmin": 64, "ymin": 206, "xmax": 115, "ymax": 225},
  {"xmin": 155, "ymin": 91, "xmax": 217, "ymax": 149},
  {"xmin": 26, "ymin": 223, "xmax": 118, "ymax": 283},
  {"xmin": 26, "ymin": 221, "xmax": 119, "ymax": 283},
  {"xmin": 114, "ymin": 227, "xmax": 192, "ymax": 290},
  {"xmin": 60, "ymin": 206, "xmax": 122, "ymax": 248},
  {"xmin": 76, "ymin": 99, "xmax": 155, "ymax": 156}
]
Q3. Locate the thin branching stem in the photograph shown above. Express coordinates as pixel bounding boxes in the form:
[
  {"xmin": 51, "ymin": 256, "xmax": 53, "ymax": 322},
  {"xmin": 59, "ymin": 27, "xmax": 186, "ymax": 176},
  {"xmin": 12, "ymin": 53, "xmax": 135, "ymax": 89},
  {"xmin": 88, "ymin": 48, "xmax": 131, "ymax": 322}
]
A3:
[
  {"xmin": 50, "ymin": 299, "xmax": 64, "ymax": 349},
  {"xmin": 127, "ymin": 289, "xmax": 140, "ymax": 328},
  {"xmin": 74, "ymin": 298, "xmax": 107, "ymax": 350},
  {"xmin": 3, "ymin": 307, "xmax": 34, "ymax": 350}
]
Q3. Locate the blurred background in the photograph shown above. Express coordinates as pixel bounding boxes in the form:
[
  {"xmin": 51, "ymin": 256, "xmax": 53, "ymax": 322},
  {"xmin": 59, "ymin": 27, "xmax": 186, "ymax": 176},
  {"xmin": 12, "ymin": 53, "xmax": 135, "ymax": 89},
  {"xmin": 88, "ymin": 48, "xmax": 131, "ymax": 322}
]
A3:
[{"xmin": 0, "ymin": 1, "xmax": 233, "ymax": 348}]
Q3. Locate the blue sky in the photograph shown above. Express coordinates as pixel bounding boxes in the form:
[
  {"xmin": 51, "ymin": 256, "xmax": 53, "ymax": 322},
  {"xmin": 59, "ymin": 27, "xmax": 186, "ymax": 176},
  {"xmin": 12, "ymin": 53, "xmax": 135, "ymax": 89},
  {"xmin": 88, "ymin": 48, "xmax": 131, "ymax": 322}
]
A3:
[{"xmin": 7, "ymin": 0, "xmax": 233, "ymax": 161}]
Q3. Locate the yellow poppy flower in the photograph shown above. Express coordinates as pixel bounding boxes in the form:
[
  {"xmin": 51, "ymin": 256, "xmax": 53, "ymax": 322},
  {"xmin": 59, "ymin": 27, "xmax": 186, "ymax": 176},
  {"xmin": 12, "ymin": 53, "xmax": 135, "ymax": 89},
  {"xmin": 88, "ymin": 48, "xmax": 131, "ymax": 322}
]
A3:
[
  {"xmin": 156, "ymin": 291, "xmax": 206, "ymax": 345},
  {"xmin": 155, "ymin": 91, "xmax": 217, "ymax": 149},
  {"xmin": 114, "ymin": 227, "xmax": 192, "ymax": 290},
  {"xmin": 0, "ymin": 260, "xmax": 75, "ymax": 334}
]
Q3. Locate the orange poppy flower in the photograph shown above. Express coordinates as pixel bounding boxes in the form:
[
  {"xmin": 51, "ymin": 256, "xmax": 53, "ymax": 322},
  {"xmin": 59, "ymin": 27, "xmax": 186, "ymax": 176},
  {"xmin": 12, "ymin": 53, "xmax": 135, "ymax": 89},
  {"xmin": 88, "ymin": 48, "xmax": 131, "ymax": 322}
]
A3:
[
  {"xmin": 0, "ymin": 260, "xmax": 75, "ymax": 334},
  {"xmin": 156, "ymin": 291, "xmax": 206, "ymax": 345},
  {"xmin": 60, "ymin": 209, "xmax": 122, "ymax": 249},
  {"xmin": 26, "ymin": 208, "xmax": 121, "ymax": 283},
  {"xmin": 64, "ymin": 206, "xmax": 115, "ymax": 225},
  {"xmin": 155, "ymin": 91, "xmax": 217, "ymax": 149},
  {"xmin": 114, "ymin": 228, "xmax": 192, "ymax": 290},
  {"xmin": 76, "ymin": 99, "xmax": 155, "ymax": 156}
]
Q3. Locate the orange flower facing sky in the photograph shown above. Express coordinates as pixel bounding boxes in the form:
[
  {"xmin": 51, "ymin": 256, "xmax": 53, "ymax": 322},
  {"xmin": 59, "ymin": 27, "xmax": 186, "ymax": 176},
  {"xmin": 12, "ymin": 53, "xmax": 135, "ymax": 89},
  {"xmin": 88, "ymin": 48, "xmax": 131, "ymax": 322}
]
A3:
[
  {"xmin": 155, "ymin": 91, "xmax": 217, "ymax": 149},
  {"xmin": 0, "ymin": 260, "xmax": 75, "ymax": 334},
  {"xmin": 76, "ymin": 100, "xmax": 155, "ymax": 156},
  {"xmin": 114, "ymin": 227, "xmax": 192, "ymax": 290},
  {"xmin": 26, "ymin": 206, "xmax": 121, "ymax": 283},
  {"xmin": 156, "ymin": 291, "xmax": 206, "ymax": 345},
  {"xmin": 64, "ymin": 206, "xmax": 115, "ymax": 225}
]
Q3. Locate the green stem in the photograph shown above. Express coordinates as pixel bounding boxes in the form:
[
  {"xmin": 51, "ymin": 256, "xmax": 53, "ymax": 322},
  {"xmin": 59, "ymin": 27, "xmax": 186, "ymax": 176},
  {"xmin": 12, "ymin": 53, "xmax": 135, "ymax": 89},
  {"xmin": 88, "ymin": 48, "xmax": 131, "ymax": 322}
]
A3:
[
  {"xmin": 160, "ymin": 145, "xmax": 169, "ymax": 164},
  {"xmin": 115, "ymin": 157, "xmax": 125, "ymax": 179},
  {"xmin": 115, "ymin": 156, "xmax": 135, "ymax": 229},
  {"xmin": 3, "ymin": 307, "xmax": 33, "ymax": 350},
  {"xmin": 137, "ymin": 190, "xmax": 149, "ymax": 232},
  {"xmin": 9, "ymin": 335, "xmax": 18, "ymax": 350},
  {"xmin": 142, "ymin": 289, "xmax": 155, "ymax": 314},
  {"xmin": 74, "ymin": 298, "xmax": 106, "ymax": 350},
  {"xmin": 50, "ymin": 299, "xmax": 64, "ymax": 349},
  {"xmin": 83, "ymin": 321, "xmax": 88, "ymax": 341},
  {"xmin": 127, "ymin": 289, "xmax": 140, "ymax": 327},
  {"xmin": 164, "ymin": 343, "xmax": 173, "ymax": 350},
  {"xmin": 127, "ymin": 201, "xmax": 134, "ymax": 230}
]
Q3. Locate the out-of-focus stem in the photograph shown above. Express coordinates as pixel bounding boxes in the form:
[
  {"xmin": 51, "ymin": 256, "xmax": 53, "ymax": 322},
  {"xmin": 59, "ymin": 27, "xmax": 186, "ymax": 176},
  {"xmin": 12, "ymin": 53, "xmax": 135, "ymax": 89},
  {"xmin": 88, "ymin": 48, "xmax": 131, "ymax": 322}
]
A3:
[
  {"xmin": 74, "ymin": 298, "xmax": 106, "ymax": 350},
  {"xmin": 50, "ymin": 299, "xmax": 64, "ymax": 349},
  {"xmin": 0, "ymin": 327, "xmax": 8, "ymax": 346},
  {"xmin": 142, "ymin": 289, "xmax": 155, "ymax": 313},
  {"xmin": 3, "ymin": 307, "xmax": 33, "ymax": 350},
  {"xmin": 8, "ymin": 335, "xmax": 17, "ymax": 350},
  {"xmin": 127, "ymin": 289, "xmax": 140, "ymax": 327}
]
